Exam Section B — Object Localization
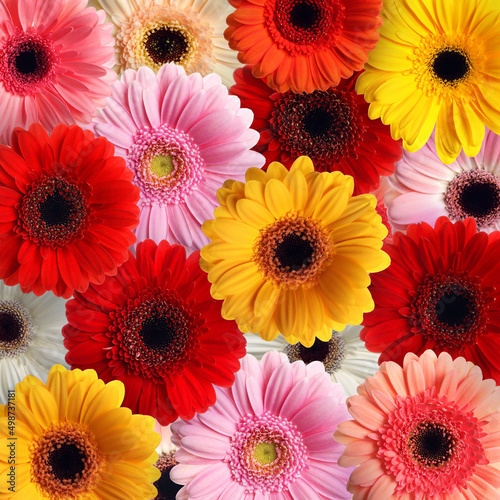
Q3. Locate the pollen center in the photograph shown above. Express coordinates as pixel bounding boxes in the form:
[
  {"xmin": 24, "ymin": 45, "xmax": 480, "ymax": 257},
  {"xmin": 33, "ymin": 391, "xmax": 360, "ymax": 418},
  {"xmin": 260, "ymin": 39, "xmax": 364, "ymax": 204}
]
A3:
[
  {"xmin": 254, "ymin": 442, "xmax": 278, "ymax": 465},
  {"xmin": 150, "ymin": 154, "xmax": 175, "ymax": 177}
]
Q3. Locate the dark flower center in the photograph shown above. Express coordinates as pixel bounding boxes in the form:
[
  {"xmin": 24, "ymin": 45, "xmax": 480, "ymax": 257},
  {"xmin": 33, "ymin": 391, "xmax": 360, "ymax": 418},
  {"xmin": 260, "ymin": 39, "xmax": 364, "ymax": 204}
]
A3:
[
  {"xmin": 271, "ymin": 0, "xmax": 340, "ymax": 47},
  {"xmin": 411, "ymin": 273, "xmax": 486, "ymax": 351},
  {"xmin": 254, "ymin": 214, "xmax": 334, "ymax": 289},
  {"xmin": 408, "ymin": 422, "xmax": 455, "ymax": 467},
  {"xmin": 111, "ymin": 289, "xmax": 199, "ymax": 381},
  {"xmin": 20, "ymin": 175, "xmax": 90, "ymax": 248},
  {"xmin": 432, "ymin": 49, "xmax": 470, "ymax": 83},
  {"xmin": 154, "ymin": 453, "xmax": 182, "ymax": 500},
  {"xmin": 445, "ymin": 170, "xmax": 500, "ymax": 229},
  {"xmin": 47, "ymin": 443, "xmax": 86, "ymax": 481},
  {"xmin": 0, "ymin": 300, "xmax": 35, "ymax": 358},
  {"xmin": 15, "ymin": 47, "xmax": 39, "ymax": 75},
  {"xmin": 274, "ymin": 233, "xmax": 314, "ymax": 271},
  {"xmin": 285, "ymin": 331, "xmax": 346, "ymax": 372},
  {"xmin": 271, "ymin": 89, "xmax": 361, "ymax": 162},
  {"xmin": 145, "ymin": 27, "xmax": 190, "ymax": 65}
]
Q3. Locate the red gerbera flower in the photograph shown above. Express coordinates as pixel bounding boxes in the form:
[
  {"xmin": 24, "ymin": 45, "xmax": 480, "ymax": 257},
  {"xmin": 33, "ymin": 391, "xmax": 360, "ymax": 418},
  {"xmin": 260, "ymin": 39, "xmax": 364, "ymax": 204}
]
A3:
[
  {"xmin": 225, "ymin": 0, "xmax": 383, "ymax": 93},
  {"xmin": 0, "ymin": 123, "xmax": 139, "ymax": 298},
  {"xmin": 230, "ymin": 66, "xmax": 402, "ymax": 195},
  {"xmin": 63, "ymin": 239, "xmax": 247, "ymax": 426},
  {"xmin": 361, "ymin": 216, "xmax": 500, "ymax": 382}
]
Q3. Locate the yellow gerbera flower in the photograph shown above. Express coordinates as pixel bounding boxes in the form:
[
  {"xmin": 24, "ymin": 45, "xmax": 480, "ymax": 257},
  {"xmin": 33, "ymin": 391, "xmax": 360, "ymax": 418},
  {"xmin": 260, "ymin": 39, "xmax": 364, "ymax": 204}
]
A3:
[
  {"xmin": 357, "ymin": 0, "xmax": 500, "ymax": 164},
  {"xmin": 200, "ymin": 157, "xmax": 390, "ymax": 347},
  {"xmin": 0, "ymin": 365, "xmax": 160, "ymax": 499}
]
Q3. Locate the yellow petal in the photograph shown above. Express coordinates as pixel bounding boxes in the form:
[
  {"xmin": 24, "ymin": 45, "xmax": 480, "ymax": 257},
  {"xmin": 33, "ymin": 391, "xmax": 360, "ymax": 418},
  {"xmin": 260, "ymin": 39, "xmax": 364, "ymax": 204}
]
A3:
[
  {"xmin": 266, "ymin": 162, "xmax": 288, "ymax": 180},
  {"xmin": 312, "ymin": 185, "xmax": 349, "ymax": 225},
  {"xmin": 27, "ymin": 385, "xmax": 58, "ymax": 430},
  {"xmin": 244, "ymin": 179, "xmax": 266, "ymax": 206},
  {"xmin": 212, "ymin": 218, "xmax": 259, "ymax": 246},
  {"xmin": 283, "ymin": 168, "xmax": 308, "ymax": 212},
  {"xmin": 318, "ymin": 267, "xmax": 356, "ymax": 306},
  {"xmin": 290, "ymin": 156, "xmax": 314, "ymax": 175},
  {"xmin": 265, "ymin": 178, "xmax": 293, "ymax": 218},
  {"xmin": 212, "ymin": 261, "xmax": 263, "ymax": 296},
  {"xmin": 236, "ymin": 198, "xmax": 275, "ymax": 228}
]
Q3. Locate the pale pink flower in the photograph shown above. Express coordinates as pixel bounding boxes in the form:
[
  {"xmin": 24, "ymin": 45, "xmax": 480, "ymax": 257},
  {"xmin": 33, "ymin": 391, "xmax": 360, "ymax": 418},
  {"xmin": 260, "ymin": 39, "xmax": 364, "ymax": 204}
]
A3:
[
  {"xmin": 387, "ymin": 129, "xmax": 500, "ymax": 233},
  {"xmin": 94, "ymin": 63, "xmax": 263, "ymax": 250},
  {"xmin": 335, "ymin": 349, "xmax": 500, "ymax": 499},
  {"xmin": 170, "ymin": 351, "xmax": 352, "ymax": 499},
  {"xmin": 0, "ymin": 0, "xmax": 116, "ymax": 143}
]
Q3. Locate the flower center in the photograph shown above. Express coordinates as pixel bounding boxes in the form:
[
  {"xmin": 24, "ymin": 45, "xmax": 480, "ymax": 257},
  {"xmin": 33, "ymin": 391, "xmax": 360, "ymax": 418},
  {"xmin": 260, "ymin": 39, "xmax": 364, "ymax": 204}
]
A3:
[
  {"xmin": 378, "ymin": 391, "xmax": 487, "ymax": 496},
  {"xmin": 0, "ymin": 300, "xmax": 36, "ymax": 358},
  {"xmin": 154, "ymin": 452, "xmax": 182, "ymax": 500},
  {"xmin": 411, "ymin": 273, "xmax": 487, "ymax": 351},
  {"xmin": 30, "ymin": 422, "xmax": 103, "ymax": 498},
  {"xmin": 109, "ymin": 288, "xmax": 199, "ymax": 382},
  {"xmin": 271, "ymin": 90, "xmax": 361, "ymax": 162},
  {"xmin": 19, "ymin": 175, "xmax": 90, "ymax": 248},
  {"xmin": 284, "ymin": 331, "xmax": 346, "ymax": 373},
  {"xmin": 0, "ymin": 31, "xmax": 58, "ymax": 96},
  {"xmin": 253, "ymin": 213, "xmax": 334, "ymax": 290},
  {"xmin": 228, "ymin": 411, "xmax": 307, "ymax": 493},
  {"xmin": 144, "ymin": 25, "xmax": 193, "ymax": 66},
  {"xmin": 431, "ymin": 49, "xmax": 470, "ymax": 84},
  {"xmin": 128, "ymin": 126, "xmax": 205, "ymax": 206},
  {"xmin": 267, "ymin": 0, "xmax": 343, "ymax": 52},
  {"xmin": 408, "ymin": 422, "xmax": 455, "ymax": 467},
  {"xmin": 445, "ymin": 170, "xmax": 500, "ymax": 229}
]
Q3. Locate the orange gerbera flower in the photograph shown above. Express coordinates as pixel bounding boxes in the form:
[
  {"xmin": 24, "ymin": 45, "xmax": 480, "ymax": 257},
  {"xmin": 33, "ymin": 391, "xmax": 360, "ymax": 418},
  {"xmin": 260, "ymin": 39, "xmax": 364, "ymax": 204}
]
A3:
[{"xmin": 224, "ymin": 0, "xmax": 383, "ymax": 93}]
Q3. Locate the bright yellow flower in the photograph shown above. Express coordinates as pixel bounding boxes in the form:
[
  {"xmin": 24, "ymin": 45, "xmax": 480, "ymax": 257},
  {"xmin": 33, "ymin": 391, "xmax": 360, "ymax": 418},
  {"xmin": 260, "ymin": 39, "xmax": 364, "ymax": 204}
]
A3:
[
  {"xmin": 0, "ymin": 365, "xmax": 160, "ymax": 499},
  {"xmin": 357, "ymin": 0, "xmax": 500, "ymax": 164},
  {"xmin": 200, "ymin": 157, "xmax": 390, "ymax": 347}
]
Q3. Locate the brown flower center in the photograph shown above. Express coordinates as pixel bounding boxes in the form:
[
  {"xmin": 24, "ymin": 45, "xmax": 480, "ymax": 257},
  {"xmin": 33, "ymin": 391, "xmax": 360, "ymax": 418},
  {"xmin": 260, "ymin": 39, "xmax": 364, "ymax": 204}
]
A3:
[
  {"xmin": 154, "ymin": 452, "xmax": 182, "ymax": 500},
  {"xmin": 0, "ymin": 300, "xmax": 36, "ymax": 358},
  {"xmin": 144, "ymin": 26, "xmax": 191, "ymax": 65},
  {"xmin": 408, "ymin": 422, "xmax": 456, "ymax": 467}
]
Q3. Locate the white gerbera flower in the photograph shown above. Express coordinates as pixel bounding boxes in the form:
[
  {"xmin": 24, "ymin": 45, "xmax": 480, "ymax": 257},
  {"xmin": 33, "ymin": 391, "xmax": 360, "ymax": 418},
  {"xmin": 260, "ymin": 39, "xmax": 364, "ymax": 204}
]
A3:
[
  {"xmin": 92, "ymin": 0, "xmax": 240, "ymax": 86},
  {"xmin": 245, "ymin": 325, "xmax": 379, "ymax": 396},
  {"xmin": 0, "ymin": 281, "xmax": 68, "ymax": 403}
]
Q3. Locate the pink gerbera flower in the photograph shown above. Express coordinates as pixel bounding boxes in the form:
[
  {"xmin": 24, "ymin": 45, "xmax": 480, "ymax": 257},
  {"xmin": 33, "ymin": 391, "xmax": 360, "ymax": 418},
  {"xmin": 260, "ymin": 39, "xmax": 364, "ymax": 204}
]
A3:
[
  {"xmin": 170, "ymin": 351, "xmax": 352, "ymax": 499},
  {"xmin": 94, "ymin": 63, "xmax": 264, "ymax": 250},
  {"xmin": 335, "ymin": 350, "xmax": 500, "ymax": 499},
  {"xmin": 0, "ymin": 0, "xmax": 116, "ymax": 143}
]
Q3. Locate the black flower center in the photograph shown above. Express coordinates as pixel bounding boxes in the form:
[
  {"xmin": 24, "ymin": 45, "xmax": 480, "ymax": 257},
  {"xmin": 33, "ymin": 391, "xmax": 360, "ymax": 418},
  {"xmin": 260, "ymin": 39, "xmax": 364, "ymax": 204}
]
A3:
[
  {"xmin": 15, "ymin": 47, "xmax": 38, "ymax": 75},
  {"xmin": 47, "ymin": 443, "xmax": 87, "ymax": 481},
  {"xmin": 289, "ymin": 1, "xmax": 319, "ymax": 29},
  {"xmin": 408, "ymin": 422, "xmax": 455, "ymax": 467},
  {"xmin": 140, "ymin": 314, "xmax": 179, "ymax": 351},
  {"xmin": 145, "ymin": 27, "xmax": 190, "ymax": 65},
  {"xmin": 154, "ymin": 453, "xmax": 182, "ymax": 500},
  {"xmin": 460, "ymin": 182, "xmax": 500, "ymax": 218},
  {"xmin": 432, "ymin": 49, "xmax": 470, "ymax": 83},
  {"xmin": 274, "ymin": 232, "xmax": 314, "ymax": 271},
  {"xmin": 298, "ymin": 338, "xmax": 330, "ymax": 363},
  {"xmin": 435, "ymin": 291, "xmax": 470, "ymax": 327},
  {"xmin": 271, "ymin": 90, "xmax": 360, "ymax": 161},
  {"xmin": 0, "ymin": 312, "xmax": 21, "ymax": 343},
  {"xmin": 39, "ymin": 191, "xmax": 76, "ymax": 227}
]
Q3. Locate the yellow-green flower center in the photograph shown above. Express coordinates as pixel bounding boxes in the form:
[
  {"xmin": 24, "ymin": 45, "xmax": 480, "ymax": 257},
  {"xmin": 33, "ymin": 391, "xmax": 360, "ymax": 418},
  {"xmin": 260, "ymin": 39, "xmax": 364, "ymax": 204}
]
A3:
[
  {"xmin": 150, "ymin": 154, "xmax": 175, "ymax": 177},
  {"xmin": 253, "ymin": 442, "xmax": 278, "ymax": 465}
]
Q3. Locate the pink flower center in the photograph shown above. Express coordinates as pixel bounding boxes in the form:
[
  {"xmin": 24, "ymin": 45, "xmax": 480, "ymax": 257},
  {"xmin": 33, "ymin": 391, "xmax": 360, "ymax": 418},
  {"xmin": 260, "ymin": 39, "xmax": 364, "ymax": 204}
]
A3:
[
  {"xmin": 410, "ymin": 273, "xmax": 487, "ymax": 352},
  {"xmin": 378, "ymin": 390, "xmax": 488, "ymax": 496},
  {"xmin": 445, "ymin": 169, "xmax": 500, "ymax": 229},
  {"xmin": 0, "ymin": 30, "xmax": 58, "ymax": 96},
  {"xmin": 109, "ymin": 288, "xmax": 199, "ymax": 382},
  {"xmin": 228, "ymin": 411, "xmax": 307, "ymax": 494},
  {"xmin": 265, "ymin": 0, "xmax": 344, "ymax": 54},
  {"xmin": 128, "ymin": 125, "xmax": 205, "ymax": 206},
  {"xmin": 19, "ymin": 175, "xmax": 91, "ymax": 248}
]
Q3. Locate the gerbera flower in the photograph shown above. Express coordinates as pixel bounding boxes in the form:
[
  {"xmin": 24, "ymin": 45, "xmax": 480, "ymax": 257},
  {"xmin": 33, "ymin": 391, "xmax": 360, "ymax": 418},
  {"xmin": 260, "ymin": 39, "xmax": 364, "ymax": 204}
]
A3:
[
  {"xmin": 63, "ymin": 239, "xmax": 246, "ymax": 426},
  {"xmin": 170, "ymin": 351, "xmax": 352, "ymax": 499},
  {"xmin": 230, "ymin": 66, "xmax": 402, "ymax": 195},
  {"xmin": 361, "ymin": 216, "xmax": 500, "ymax": 383},
  {"xmin": 0, "ymin": 281, "xmax": 68, "ymax": 404},
  {"xmin": 225, "ymin": 0, "xmax": 383, "ymax": 93},
  {"xmin": 91, "ymin": 0, "xmax": 240, "ymax": 87},
  {"xmin": 0, "ymin": 364, "xmax": 160, "ymax": 499},
  {"xmin": 387, "ymin": 129, "xmax": 500, "ymax": 233},
  {"xmin": 0, "ymin": 123, "xmax": 140, "ymax": 299},
  {"xmin": 0, "ymin": 0, "xmax": 115, "ymax": 144},
  {"xmin": 93, "ymin": 64, "xmax": 263, "ymax": 250},
  {"xmin": 335, "ymin": 349, "xmax": 500, "ymax": 499},
  {"xmin": 357, "ymin": 0, "xmax": 500, "ymax": 164},
  {"xmin": 152, "ymin": 420, "xmax": 182, "ymax": 500},
  {"xmin": 245, "ymin": 325, "xmax": 380, "ymax": 396},
  {"xmin": 200, "ymin": 156, "xmax": 390, "ymax": 347}
]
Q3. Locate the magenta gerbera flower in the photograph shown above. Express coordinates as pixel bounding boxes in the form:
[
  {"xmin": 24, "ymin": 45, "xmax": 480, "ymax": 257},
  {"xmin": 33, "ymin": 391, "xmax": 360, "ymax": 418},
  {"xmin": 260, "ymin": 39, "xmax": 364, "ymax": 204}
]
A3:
[
  {"xmin": 335, "ymin": 350, "xmax": 500, "ymax": 499},
  {"xmin": 0, "ymin": 0, "xmax": 116, "ymax": 143},
  {"xmin": 94, "ymin": 63, "xmax": 264, "ymax": 251},
  {"xmin": 170, "ymin": 351, "xmax": 352, "ymax": 499}
]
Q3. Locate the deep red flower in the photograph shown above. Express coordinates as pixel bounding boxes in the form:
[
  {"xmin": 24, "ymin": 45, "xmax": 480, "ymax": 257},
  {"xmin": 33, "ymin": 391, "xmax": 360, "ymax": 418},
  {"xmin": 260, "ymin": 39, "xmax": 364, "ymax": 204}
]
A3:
[
  {"xmin": 361, "ymin": 216, "xmax": 500, "ymax": 382},
  {"xmin": 63, "ymin": 239, "xmax": 247, "ymax": 426},
  {"xmin": 0, "ymin": 123, "xmax": 139, "ymax": 298},
  {"xmin": 230, "ymin": 66, "xmax": 402, "ymax": 195}
]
